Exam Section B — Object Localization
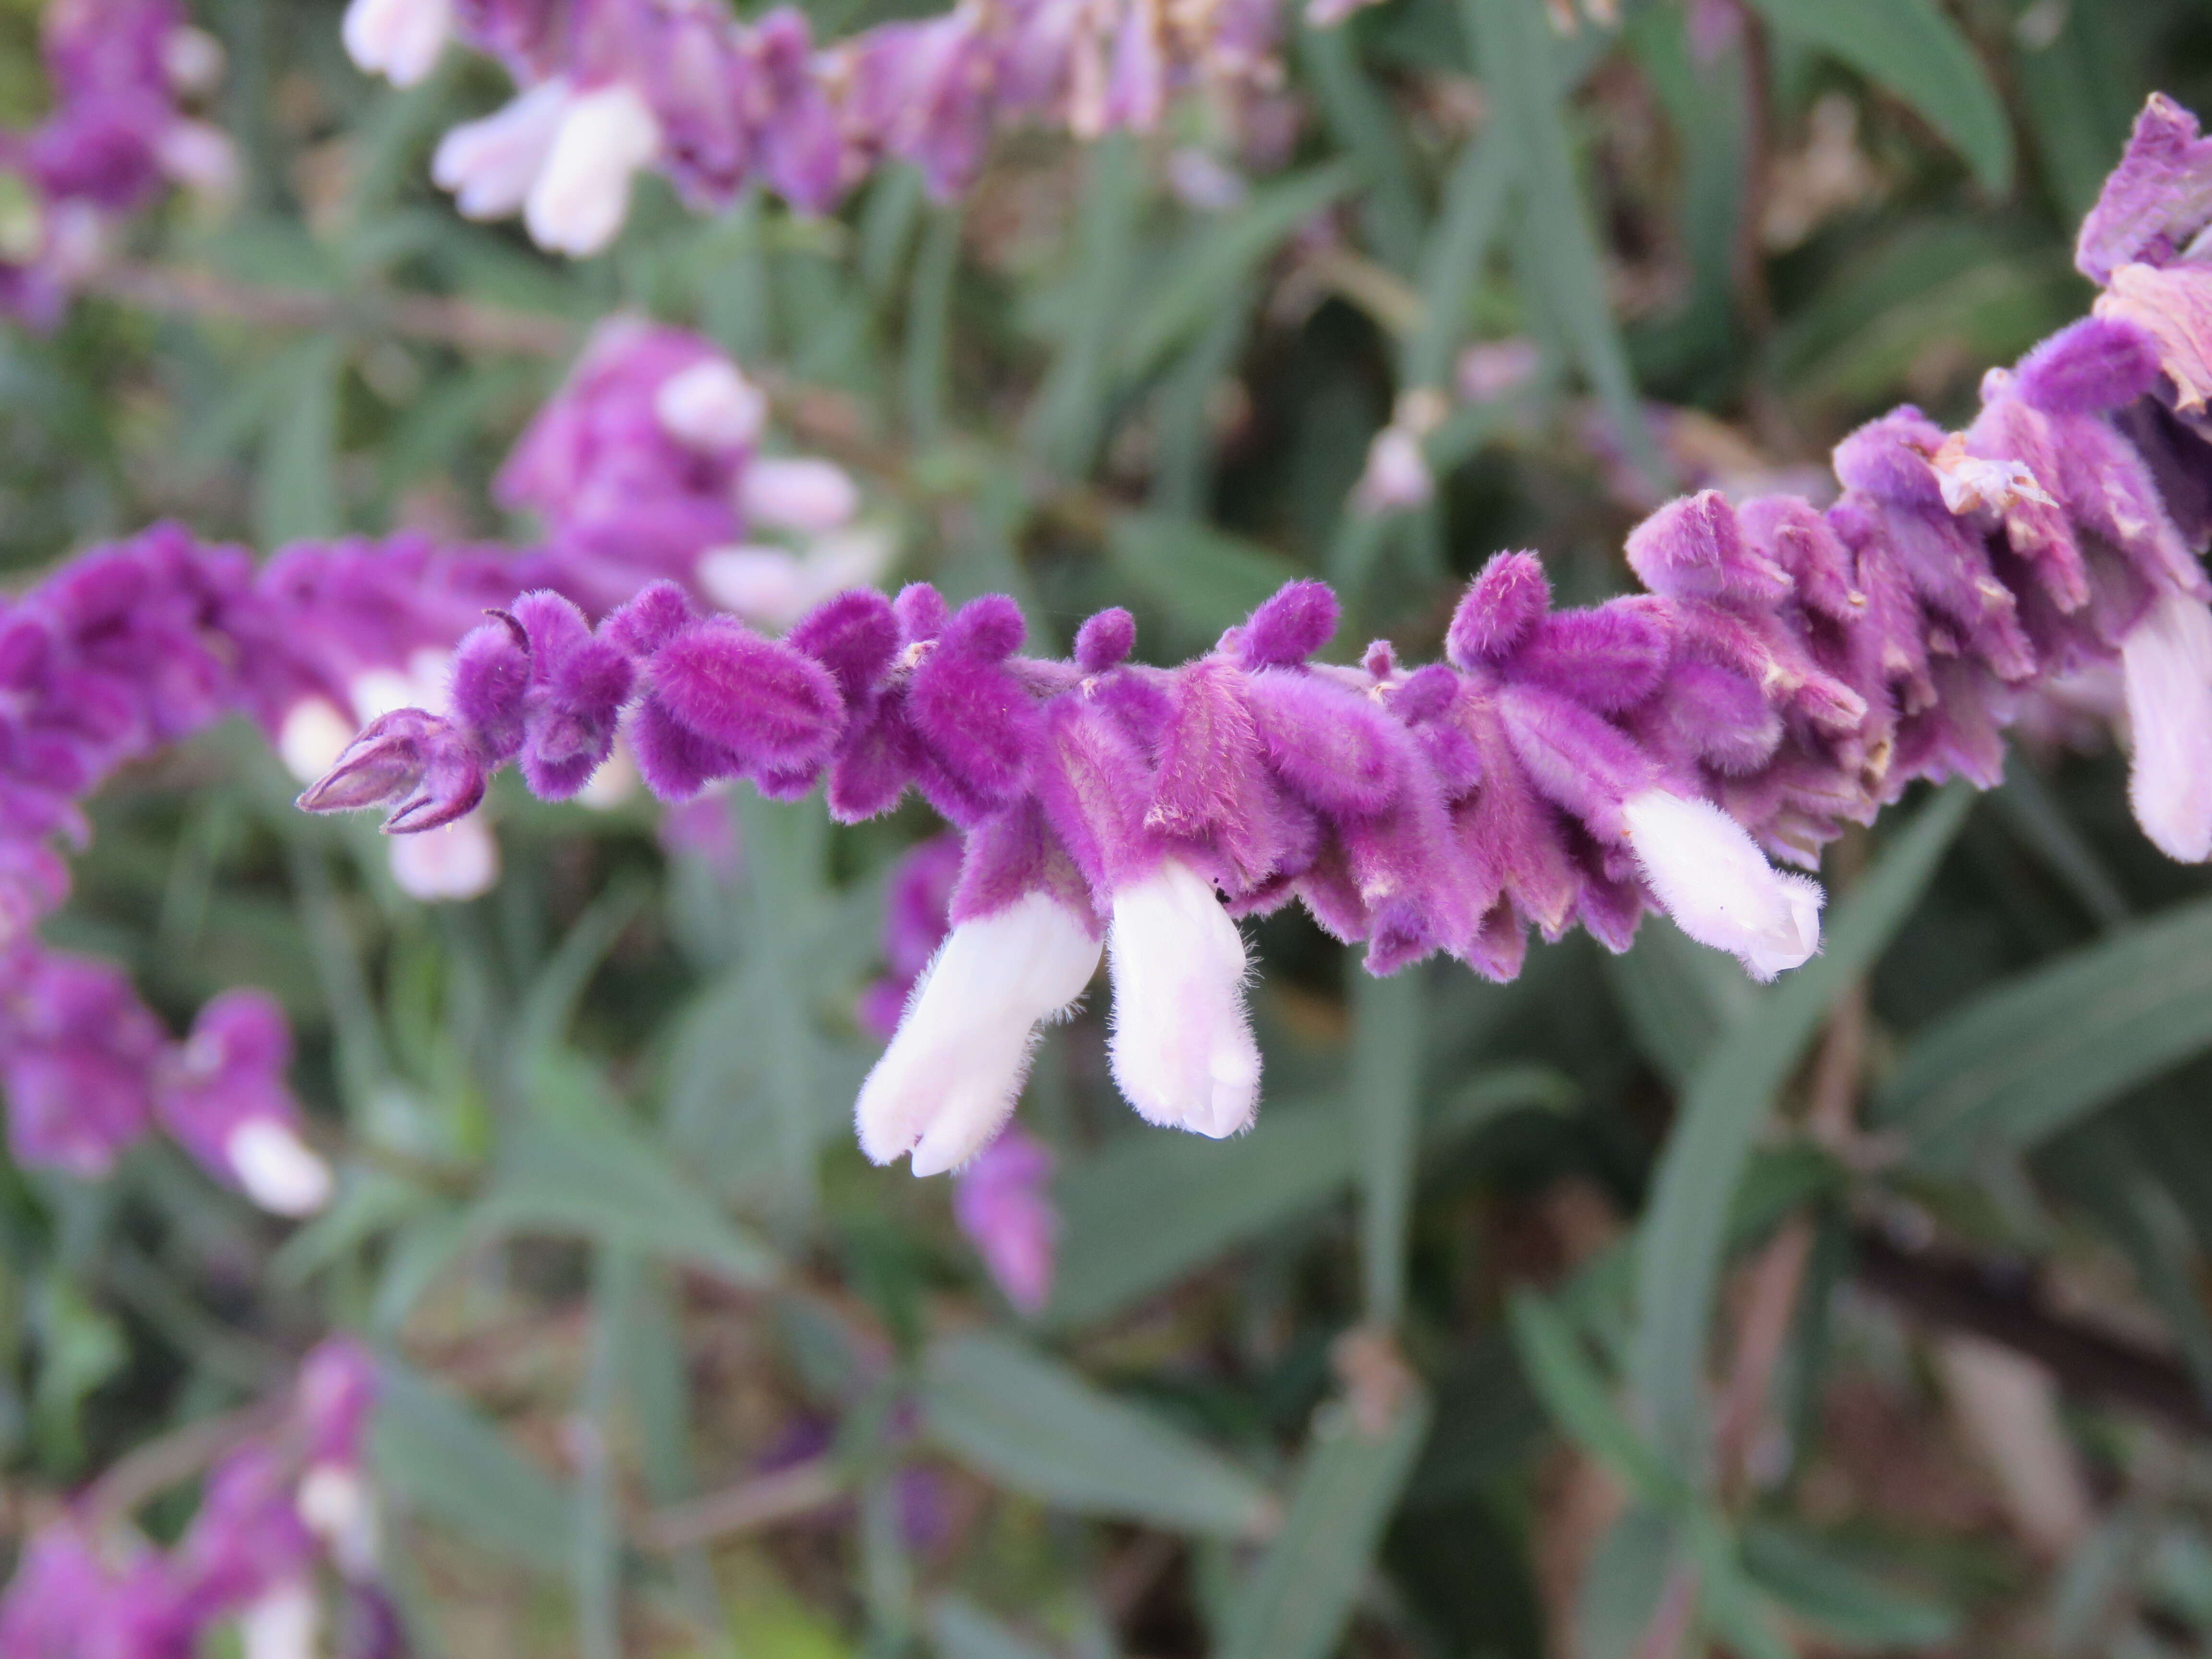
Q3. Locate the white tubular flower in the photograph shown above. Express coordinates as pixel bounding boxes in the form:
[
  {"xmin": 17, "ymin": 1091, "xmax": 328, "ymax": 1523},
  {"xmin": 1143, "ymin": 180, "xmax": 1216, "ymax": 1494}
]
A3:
[
  {"xmin": 1106, "ymin": 860, "xmax": 1261, "ymax": 1139},
  {"xmin": 740, "ymin": 457, "xmax": 860, "ymax": 534},
  {"xmin": 387, "ymin": 813, "xmax": 500, "ymax": 902},
  {"xmin": 655, "ymin": 359, "xmax": 768, "ymax": 451},
  {"xmin": 433, "ymin": 79, "xmax": 572, "ymax": 221},
  {"xmin": 226, "ymin": 1118, "xmax": 334, "ymax": 1217},
  {"xmin": 341, "ymin": 0, "xmax": 453, "ymax": 87},
  {"xmin": 2121, "ymin": 591, "xmax": 2212, "ymax": 862},
  {"xmin": 156, "ymin": 120, "xmax": 238, "ymax": 197},
  {"xmin": 239, "ymin": 1582, "xmax": 318, "ymax": 1659},
  {"xmin": 1621, "ymin": 788, "xmax": 1824, "ymax": 982},
  {"xmin": 698, "ymin": 545, "xmax": 806, "ymax": 625},
  {"xmin": 857, "ymin": 892, "xmax": 1101, "ymax": 1177},
  {"xmin": 299, "ymin": 1463, "xmax": 382, "ymax": 1576},
  {"xmin": 524, "ymin": 83, "xmax": 661, "ymax": 257}
]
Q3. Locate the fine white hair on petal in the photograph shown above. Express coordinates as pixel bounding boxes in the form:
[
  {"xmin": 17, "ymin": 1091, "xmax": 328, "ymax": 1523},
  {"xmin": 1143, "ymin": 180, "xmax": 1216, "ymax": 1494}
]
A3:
[
  {"xmin": 433, "ymin": 79, "xmax": 572, "ymax": 221},
  {"xmin": 655, "ymin": 359, "xmax": 768, "ymax": 451},
  {"xmin": 239, "ymin": 1581, "xmax": 319, "ymax": 1659},
  {"xmin": 227, "ymin": 1119, "xmax": 334, "ymax": 1217},
  {"xmin": 1622, "ymin": 788, "xmax": 1824, "ymax": 982},
  {"xmin": 524, "ymin": 82, "xmax": 661, "ymax": 256},
  {"xmin": 387, "ymin": 814, "xmax": 500, "ymax": 902},
  {"xmin": 2121, "ymin": 591, "xmax": 2212, "ymax": 862},
  {"xmin": 1106, "ymin": 860, "xmax": 1262, "ymax": 1139},
  {"xmin": 856, "ymin": 892, "xmax": 1101, "ymax": 1177},
  {"xmin": 740, "ymin": 457, "xmax": 860, "ymax": 534},
  {"xmin": 341, "ymin": 0, "xmax": 453, "ymax": 86}
]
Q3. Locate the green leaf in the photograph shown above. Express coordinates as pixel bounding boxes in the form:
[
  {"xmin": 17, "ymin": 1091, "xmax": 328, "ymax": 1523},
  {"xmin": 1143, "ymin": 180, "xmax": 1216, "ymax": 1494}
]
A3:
[
  {"xmin": 1740, "ymin": 0, "xmax": 2013, "ymax": 193},
  {"xmin": 1048, "ymin": 1096, "xmax": 1349, "ymax": 1327},
  {"xmin": 1403, "ymin": 131, "xmax": 1516, "ymax": 388},
  {"xmin": 925, "ymin": 1595, "xmax": 1054, "ymax": 1659},
  {"xmin": 1577, "ymin": 1507, "xmax": 1680, "ymax": 1659},
  {"xmin": 1121, "ymin": 163, "xmax": 1357, "ymax": 383},
  {"xmin": 918, "ymin": 1331, "xmax": 1275, "ymax": 1535},
  {"xmin": 1741, "ymin": 1523, "xmax": 1959, "ymax": 1649},
  {"xmin": 1296, "ymin": 23, "xmax": 1423, "ymax": 273},
  {"xmin": 472, "ymin": 1098, "xmax": 777, "ymax": 1284},
  {"xmin": 1880, "ymin": 893, "xmax": 2212, "ymax": 1165},
  {"xmin": 1106, "ymin": 511, "xmax": 1309, "ymax": 644},
  {"xmin": 254, "ymin": 335, "xmax": 345, "ymax": 545},
  {"xmin": 373, "ymin": 1359, "xmax": 569, "ymax": 1573},
  {"xmin": 1354, "ymin": 968, "xmax": 1427, "ymax": 1325},
  {"xmin": 1466, "ymin": 0, "xmax": 1663, "ymax": 492},
  {"xmin": 1632, "ymin": 782, "xmax": 1974, "ymax": 1477},
  {"xmin": 1508, "ymin": 1291, "xmax": 1677, "ymax": 1504},
  {"xmin": 1216, "ymin": 1395, "xmax": 1431, "ymax": 1659}
]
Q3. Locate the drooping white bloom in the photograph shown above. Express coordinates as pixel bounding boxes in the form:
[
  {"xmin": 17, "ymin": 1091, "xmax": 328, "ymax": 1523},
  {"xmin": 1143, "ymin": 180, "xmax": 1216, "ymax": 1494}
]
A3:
[
  {"xmin": 857, "ymin": 892, "xmax": 1101, "ymax": 1177},
  {"xmin": 387, "ymin": 813, "xmax": 500, "ymax": 902},
  {"xmin": 740, "ymin": 457, "xmax": 860, "ymax": 534},
  {"xmin": 227, "ymin": 1118, "xmax": 334, "ymax": 1217},
  {"xmin": 1621, "ymin": 788, "xmax": 1824, "ymax": 981},
  {"xmin": 299, "ymin": 1463, "xmax": 382, "ymax": 1576},
  {"xmin": 1353, "ymin": 426, "xmax": 1433, "ymax": 515},
  {"xmin": 341, "ymin": 0, "xmax": 453, "ymax": 87},
  {"xmin": 433, "ymin": 79, "xmax": 572, "ymax": 221},
  {"xmin": 2121, "ymin": 591, "xmax": 2212, "ymax": 862},
  {"xmin": 1106, "ymin": 860, "xmax": 1261, "ymax": 1139},
  {"xmin": 239, "ymin": 1582, "xmax": 319, "ymax": 1659},
  {"xmin": 699, "ymin": 526, "xmax": 896, "ymax": 628},
  {"xmin": 655, "ymin": 359, "xmax": 768, "ymax": 451},
  {"xmin": 156, "ymin": 120, "xmax": 239, "ymax": 197},
  {"xmin": 162, "ymin": 26, "xmax": 227, "ymax": 96},
  {"xmin": 524, "ymin": 83, "xmax": 662, "ymax": 257}
]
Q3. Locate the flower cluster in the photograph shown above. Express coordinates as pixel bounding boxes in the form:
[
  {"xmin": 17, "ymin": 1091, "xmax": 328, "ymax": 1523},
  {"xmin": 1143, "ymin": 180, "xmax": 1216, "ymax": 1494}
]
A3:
[
  {"xmin": 0, "ymin": 1337, "xmax": 389, "ymax": 1659},
  {"xmin": 343, "ymin": 0, "xmax": 1284, "ymax": 255},
  {"xmin": 0, "ymin": 0, "xmax": 234, "ymax": 325},
  {"xmin": 297, "ymin": 99, "xmax": 2212, "ymax": 1178}
]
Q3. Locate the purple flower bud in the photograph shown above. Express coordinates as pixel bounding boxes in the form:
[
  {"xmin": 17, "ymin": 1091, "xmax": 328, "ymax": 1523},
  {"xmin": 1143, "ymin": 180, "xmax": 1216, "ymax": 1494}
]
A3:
[
  {"xmin": 297, "ymin": 709, "xmax": 486, "ymax": 834},
  {"xmin": 1624, "ymin": 491, "xmax": 1788, "ymax": 605},
  {"xmin": 1073, "ymin": 607, "xmax": 1137, "ymax": 673},
  {"xmin": 787, "ymin": 589, "xmax": 901, "ymax": 701},
  {"xmin": 1236, "ymin": 580, "xmax": 1337, "ymax": 668},
  {"xmin": 645, "ymin": 618, "xmax": 846, "ymax": 780},
  {"xmin": 905, "ymin": 597, "xmax": 1038, "ymax": 820},
  {"xmin": 0, "ymin": 948, "xmax": 162, "ymax": 1176},
  {"xmin": 601, "ymin": 578, "xmax": 697, "ymax": 658},
  {"xmin": 2013, "ymin": 315, "xmax": 2163, "ymax": 416},
  {"xmin": 1447, "ymin": 553, "xmax": 1549, "ymax": 667},
  {"xmin": 952, "ymin": 1124, "xmax": 1058, "ymax": 1315},
  {"xmin": 1244, "ymin": 669, "xmax": 1407, "ymax": 817},
  {"xmin": 449, "ymin": 615, "xmax": 530, "ymax": 763},
  {"xmin": 156, "ymin": 989, "xmax": 330, "ymax": 1217},
  {"xmin": 2077, "ymin": 93, "xmax": 2212, "ymax": 285}
]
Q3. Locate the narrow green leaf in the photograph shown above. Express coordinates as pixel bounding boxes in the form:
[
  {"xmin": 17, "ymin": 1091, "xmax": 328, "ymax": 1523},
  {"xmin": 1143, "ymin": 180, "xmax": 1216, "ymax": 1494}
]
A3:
[
  {"xmin": 1121, "ymin": 163, "xmax": 1357, "ymax": 383},
  {"xmin": 1403, "ymin": 129, "xmax": 1516, "ymax": 389},
  {"xmin": 919, "ymin": 1331, "xmax": 1274, "ymax": 1535},
  {"xmin": 254, "ymin": 335, "xmax": 344, "ymax": 545},
  {"xmin": 372, "ymin": 1360, "xmax": 568, "ymax": 1573},
  {"xmin": 1577, "ymin": 1507, "xmax": 1679, "ymax": 1659},
  {"xmin": 1508, "ymin": 1291, "xmax": 1677, "ymax": 1504},
  {"xmin": 1466, "ymin": 0, "xmax": 1663, "ymax": 491},
  {"xmin": 1880, "ymin": 893, "xmax": 2212, "ymax": 1165},
  {"xmin": 2011, "ymin": 2, "xmax": 2137, "ymax": 221},
  {"xmin": 1297, "ymin": 23, "xmax": 1423, "ymax": 273},
  {"xmin": 473, "ymin": 1103, "xmax": 777, "ymax": 1284},
  {"xmin": 1106, "ymin": 511, "xmax": 1309, "ymax": 643},
  {"xmin": 1740, "ymin": 1523, "xmax": 1959, "ymax": 1649},
  {"xmin": 1354, "ymin": 968, "xmax": 1426, "ymax": 1326},
  {"xmin": 903, "ymin": 203, "xmax": 962, "ymax": 445},
  {"xmin": 1741, "ymin": 0, "xmax": 2012, "ymax": 192},
  {"xmin": 926, "ymin": 1595, "xmax": 1054, "ymax": 1659},
  {"xmin": 1632, "ymin": 782, "xmax": 1973, "ymax": 1477},
  {"xmin": 1216, "ymin": 1395, "xmax": 1431, "ymax": 1659}
]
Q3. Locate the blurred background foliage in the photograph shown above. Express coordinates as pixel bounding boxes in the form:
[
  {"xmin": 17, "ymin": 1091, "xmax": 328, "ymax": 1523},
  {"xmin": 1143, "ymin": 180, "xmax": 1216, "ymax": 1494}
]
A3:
[{"xmin": 14, "ymin": 0, "xmax": 2212, "ymax": 1655}]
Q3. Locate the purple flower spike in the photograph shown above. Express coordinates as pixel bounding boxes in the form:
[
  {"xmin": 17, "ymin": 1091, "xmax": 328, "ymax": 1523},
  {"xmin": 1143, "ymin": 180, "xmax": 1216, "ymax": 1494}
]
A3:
[
  {"xmin": 506, "ymin": 591, "xmax": 636, "ymax": 799},
  {"xmin": 156, "ymin": 989, "xmax": 331, "ymax": 1217},
  {"xmin": 952, "ymin": 1125, "xmax": 1058, "ymax": 1314},
  {"xmin": 0, "ymin": 948, "xmax": 163, "ymax": 1177}
]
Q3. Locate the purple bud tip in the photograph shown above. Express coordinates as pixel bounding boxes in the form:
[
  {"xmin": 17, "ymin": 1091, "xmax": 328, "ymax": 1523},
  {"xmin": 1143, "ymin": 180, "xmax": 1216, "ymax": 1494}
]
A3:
[
  {"xmin": 1239, "ymin": 580, "xmax": 1338, "ymax": 668},
  {"xmin": 1624, "ymin": 491, "xmax": 1742, "ymax": 599},
  {"xmin": 788, "ymin": 589, "xmax": 901, "ymax": 697},
  {"xmin": 1073, "ymin": 608, "xmax": 1137, "ymax": 673},
  {"xmin": 296, "ymin": 710, "xmax": 432, "ymax": 814},
  {"xmin": 601, "ymin": 580, "xmax": 695, "ymax": 658},
  {"xmin": 1362, "ymin": 640, "xmax": 1397, "ymax": 679},
  {"xmin": 1447, "ymin": 553, "xmax": 1549, "ymax": 667},
  {"xmin": 1393, "ymin": 662, "xmax": 1459, "ymax": 725},
  {"xmin": 2013, "ymin": 315, "xmax": 2164, "ymax": 415},
  {"xmin": 484, "ymin": 609, "xmax": 529, "ymax": 649},
  {"xmin": 894, "ymin": 583, "xmax": 950, "ymax": 643},
  {"xmin": 944, "ymin": 594, "xmax": 1025, "ymax": 660}
]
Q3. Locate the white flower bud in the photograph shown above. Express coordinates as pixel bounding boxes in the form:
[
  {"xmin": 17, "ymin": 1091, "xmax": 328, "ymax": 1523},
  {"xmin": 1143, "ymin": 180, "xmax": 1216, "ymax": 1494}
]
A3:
[
  {"xmin": 2121, "ymin": 591, "xmax": 2212, "ymax": 862},
  {"xmin": 655, "ymin": 359, "xmax": 768, "ymax": 451},
  {"xmin": 1621, "ymin": 788, "xmax": 1823, "ymax": 981},
  {"xmin": 523, "ymin": 83, "xmax": 661, "ymax": 257},
  {"xmin": 698, "ymin": 544, "xmax": 807, "ymax": 626},
  {"xmin": 227, "ymin": 1119, "xmax": 334, "ymax": 1217},
  {"xmin": 277, "ymin": 697, "xmax": 355, "ymax": 783},
  {"xmin": 740, "ymin": 457, "xmax": 860, "ymax": 534},
  {"xmin": 1106, "ymin": 860, "xmax": 1261, "ymax": 1139},
  {"xmin": 387, "ymin": 814, "xmax": 500, "ymax": 902},
  {"xmin": 239, "ymin": 1582, "xmax": 319, "ymax": 1659},
  {"xmin": 341, "ymin": 0, "xmax": 453, "ymax": 87},
  {"xmin": 433, "ymin": 79, "xmax": 571, "ymax": 221},
  {"xmin": 857, "ymin": 892, "xmax": 1101, "ymax": 1177}
]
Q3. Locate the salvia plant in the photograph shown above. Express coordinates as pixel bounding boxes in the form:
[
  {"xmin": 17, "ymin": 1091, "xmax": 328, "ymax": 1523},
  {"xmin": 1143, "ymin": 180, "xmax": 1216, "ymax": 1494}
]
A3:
[{"xmin": 10, "ymin": 0, "xmax": 2212, "ymax": 1654}]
